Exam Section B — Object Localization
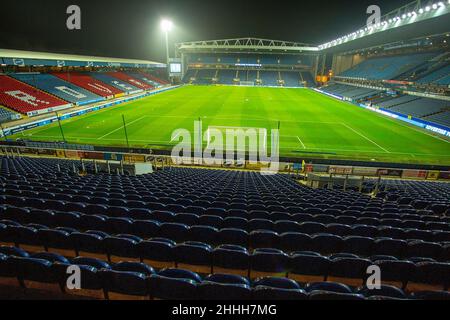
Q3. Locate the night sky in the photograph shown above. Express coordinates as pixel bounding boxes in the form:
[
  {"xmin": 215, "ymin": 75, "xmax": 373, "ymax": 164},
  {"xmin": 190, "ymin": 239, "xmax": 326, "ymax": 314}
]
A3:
[{"xmin": 0, "ymin": 0, "xmax": 412, "ymax": 62}]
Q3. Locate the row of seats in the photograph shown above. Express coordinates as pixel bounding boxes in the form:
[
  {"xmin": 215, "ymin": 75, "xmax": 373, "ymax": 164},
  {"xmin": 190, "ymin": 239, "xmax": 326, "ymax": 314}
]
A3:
[
  {"xmin": 0, "ymin": 71, "xmax": 169, "ymax": 116},
  {"xmin": 139, "ymin": 72, "xmax": 170, "ymax": 85},
  {"xmin": 0, "ymin": 105, "xmax": 19, "ymax": 123},
  {"xmin": 11, "ymin": 73, "xmax": 104, "ymax": 105},
  {"xmin": 106, "ymin": 72, "xmax": 153, "ymax": 90},
  {"xmin": 417, "ymin": 64, "xmax": 450, "ymax": 85},
  {"xmin": 52, "ymin": 72, "xmax": 124, "ymax": 97},
  {"xmin": 320, "ymin": 84, "xmax": 449, "ymax": 129},
  {"xmin": 3, "ymin": 201, "xmax": 450, "ymax": 247},
  {"xmin": 125, "ymin": 73, "xmax": 159, "ymax": 88},
  {"xmin": 389, "ymin": 97, "xmax": 448, "ymax": 119},
  {"xmin": 339, "ymin": 52, "xmax": 438, "ymax": 80},
  {"xmin": 183, "ymin": 69, "xmax": 314, "ymax": 87},
  {"xmin": 2, "ymin": 157, "xmax": 450, "ymax": 300},
  {"xmin": 424, "ymin": 110, "xmax": 450, "ymax": 128},
  {"xmin": 187, "ymin": 54, "xmax": 313, "ymax": 66},
  {"xmin": 2, "ymin": 158, "xmax": 448, "ymax": 217},
  {"xmin": 1, "ymin": 246, "xmax": 449, "ymax": 300},
  {"xmin": 3, "ymin": 191, "xmax": 449, "ymax": 224},
  {"xmin": 89, "ymin": 73, "xmax": 143, "ymax": 93},
  {"xmin": 1, "ymin": 215, "xmax": 450, "ymax": 267},
  {"xmin": 0, "ymin": 75, "xmax": 68, "ymax": 114},
  {"xmin": 321, "ymin": 83, "xmax": 381, "ymax": 100}
]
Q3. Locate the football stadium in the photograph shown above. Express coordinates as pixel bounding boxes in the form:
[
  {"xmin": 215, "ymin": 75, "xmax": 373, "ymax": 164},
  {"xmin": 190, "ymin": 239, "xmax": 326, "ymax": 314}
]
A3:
[{"xmin": 0, "ymin": 0, "xmax": 450, "ymax": 305}]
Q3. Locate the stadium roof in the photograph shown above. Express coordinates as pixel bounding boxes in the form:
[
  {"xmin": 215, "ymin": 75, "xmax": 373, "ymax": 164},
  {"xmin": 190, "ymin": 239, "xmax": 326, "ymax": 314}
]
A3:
[
  {"xmin": 176, "ymin": 38, "xmax": 319, "ymax": 54},
  {"xmin": 319, "ymin": 0, "xmax": 450, "ymax": 53},
  {"xmin": 0, "ymin": 49, "xmax": 166, "ymax": 68}
]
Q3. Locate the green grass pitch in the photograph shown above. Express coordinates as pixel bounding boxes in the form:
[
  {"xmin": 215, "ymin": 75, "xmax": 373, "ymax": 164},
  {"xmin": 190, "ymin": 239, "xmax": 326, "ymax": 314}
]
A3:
[{"xmin": 12, "ymin": 85, "xmax": 450, "ymax": 165}]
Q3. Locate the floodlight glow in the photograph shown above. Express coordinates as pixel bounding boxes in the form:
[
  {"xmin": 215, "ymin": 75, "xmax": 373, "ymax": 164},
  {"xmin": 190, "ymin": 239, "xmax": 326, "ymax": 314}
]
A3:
[
  {"xmin": 425, "ymin": 6, "xmax": 431, "ymax": 11},
  {"xmin": 419, "ymin": 8, "xmax": 424, "ymax": 13},
  {"xmin": 432, "ymin": 4, "xmax": 438, "ymax": 9},
  {"xmin": 160, "ymin": 19, "xmax": 173, "ymax": 32}
]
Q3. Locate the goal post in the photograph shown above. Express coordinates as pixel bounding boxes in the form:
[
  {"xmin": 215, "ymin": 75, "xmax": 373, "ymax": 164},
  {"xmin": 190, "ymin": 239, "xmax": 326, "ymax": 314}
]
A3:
[{"xmin": 205, "ymin": 125, "xmax": 268, "ymax": 151}]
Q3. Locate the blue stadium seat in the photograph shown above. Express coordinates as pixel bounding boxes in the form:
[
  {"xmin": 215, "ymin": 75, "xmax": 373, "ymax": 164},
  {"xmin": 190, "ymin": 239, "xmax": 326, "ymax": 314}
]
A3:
[
  {"xmin": 138, "ymin": 239, "xmax": 175, "ymax": 269},
  {"xmin": 173, "ymin": 242, "xmax": 213, "ymax": 274},
  {"xmin": 212, "ymin": 245, "xmax": 249, "ymax": 276},
  {"xmin": 358, "ymin": 285, "xmax": 407, "ymax": 299},
  {"xmin": 250, "ymin": 248, "xmax": 289, "ymax": 279},
  {"xmin": 289, "ymin": 253, "xmax": 330, "ymax": 283},
  {"xmin": 100, "ymin": 270, "xmax": 149, "ymax": 300},
  {"xmin": 328, "ymin": 257, "xmax": 372, "ymax": 287}
]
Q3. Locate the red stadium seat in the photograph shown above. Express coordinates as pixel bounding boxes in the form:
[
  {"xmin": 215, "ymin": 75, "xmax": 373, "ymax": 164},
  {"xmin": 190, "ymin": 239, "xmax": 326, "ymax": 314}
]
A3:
[
  {"xmin": 0, "ymin": 75, "xmax": 69, "ymax": 114},
  {"xmin": 105, "ymin": 72, "xmax": 153, "ymax": 90},
  {"xmin": 52, "ymin": 72, "xmax": 125, "ymax": 98}
]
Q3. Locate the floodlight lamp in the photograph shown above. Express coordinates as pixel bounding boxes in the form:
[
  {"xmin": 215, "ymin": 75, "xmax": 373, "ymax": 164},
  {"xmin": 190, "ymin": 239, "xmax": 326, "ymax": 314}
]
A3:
[{"xmin": 161, "ymin": 19, "xmax": 173, "ymax": 32}]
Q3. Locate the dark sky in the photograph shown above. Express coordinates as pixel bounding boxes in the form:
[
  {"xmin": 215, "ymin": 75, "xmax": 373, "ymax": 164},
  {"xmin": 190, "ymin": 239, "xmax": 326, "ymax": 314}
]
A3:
[{"xmin": 0, "ymin": 0, "xmax": 412, "ymax": 62}]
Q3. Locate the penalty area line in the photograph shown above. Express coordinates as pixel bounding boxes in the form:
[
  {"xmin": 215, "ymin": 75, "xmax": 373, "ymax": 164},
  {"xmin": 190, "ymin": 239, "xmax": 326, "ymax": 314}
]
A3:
[
  {"xmin": 296, "ymin": 136, "xmax": 306, "ymax": 149},
  {"xmin": 341, "ymin": 123, "xmax": 390, "ymax": 153},
  {"xmin": 97, "ymin": 115, "xmax": 147, "ymax": 140}
]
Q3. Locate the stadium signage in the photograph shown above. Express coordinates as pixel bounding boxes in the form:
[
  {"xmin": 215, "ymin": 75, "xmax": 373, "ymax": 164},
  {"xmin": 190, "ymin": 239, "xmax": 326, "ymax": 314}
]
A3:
[
  {"xmin": 425, "ymin": 125, "xmax": 450, "ymax": 137},
  {"xmin": 235, "ymin": 63, "xmax": 262, "ymax": 67}
]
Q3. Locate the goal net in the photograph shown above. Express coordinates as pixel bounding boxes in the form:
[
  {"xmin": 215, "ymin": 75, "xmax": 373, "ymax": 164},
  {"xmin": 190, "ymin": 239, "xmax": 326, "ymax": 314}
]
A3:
[{"xmin": 206, "ymin": 125, "xmax": 268, "ymax": 152}]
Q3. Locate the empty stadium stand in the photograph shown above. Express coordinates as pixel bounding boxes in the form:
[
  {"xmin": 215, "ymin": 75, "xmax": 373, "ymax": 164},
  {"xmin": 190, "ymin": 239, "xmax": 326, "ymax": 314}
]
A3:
[
  {"xmin": 389, "ymin": 98, "xmax": 448, "ymax": 119},
  {"xmin": 0, "ymin": 75, "xmax": 69, "ymax": 114},
  {"xmin": 0, "ymin": 105, "xmax": 20, "ymax": 123},
  {"xmin": 106, "ymin": 72, "xmax": 153, "ymax": 90},
  {"xmin": 321, "ymin": 83, "xmax": 383, "ymax": 100},
  {"xmin": 11, "ymin": 73, "xmax": 104, "ymax": 106},
  {"xmin": 217, "ymin": 70, "xmax": 235, "ymax": 85},
  {"xmin": 417, "ymin": 64, "xmax": 450, "ymax": 85},
  {"xmin": 424, "ymin": 111, "xmax": 450, "ymax": 128},
  {"xmin": 260, "ymin": 71, "xmax": 279, "ymax": 87},
  {"xmin": 90, "ymin": 73, "xmax": 143, "ymax": 94},
  {"xmin": 245, "ymin": 70, "xmax": 258, "ymax": 83},
  {"xmin": 139, "ymin": 72, "xmax": 170, "ymax": 86},
  {"xmin": 321, "ymin": 83, "xmax": 449, "ymax": 129},
  {"xmin": 187, "ymin": 54, "xmax": 314, "ymax": 67},
  {"xmin": 194, "ymin": 69, "xmax": 216, "ymax": 85},
  {"xmin": 52, "ymin": 73, "xmax": 124, "ymax": 98},
  {"xmin": 182, "ymin": 69, "xmax": 197, "ymax": 84},
  {"xmin": 300, "ymin": 72, "xmax": 315, "ymax": 87},
  {"xmin": 281, "ymin": 72, "xmax": 301, "ymax": 87},
  {"xmin": 339, "ymin": 52, "xmax": 439, "ymax": 80},
  {"xmin": 183, "ymin": 69, "xmax": 315, "ymax": 87},
  {"xmin": 125, "ymin": 73, "xmax": 160, "ymax": 88},
  {"xmin": 0, "ymin": 156, "xmax": 449, "ymax": 300}
]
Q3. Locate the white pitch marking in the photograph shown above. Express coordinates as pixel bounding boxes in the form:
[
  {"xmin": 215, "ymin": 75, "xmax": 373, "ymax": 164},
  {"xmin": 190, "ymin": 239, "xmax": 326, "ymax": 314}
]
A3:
[
  {"xmin": 97, "ymin": 115, "xmax": 147, "ymax": 140},
  {"xmin": 296, "ymin": 136, "xmax": 306, "ymax": 149},
  {"xmin": 341, "ymin": 123, "xmax": 390, "ymax": 153}
]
